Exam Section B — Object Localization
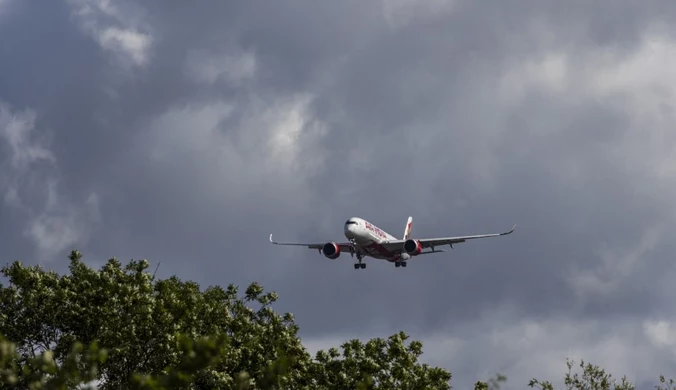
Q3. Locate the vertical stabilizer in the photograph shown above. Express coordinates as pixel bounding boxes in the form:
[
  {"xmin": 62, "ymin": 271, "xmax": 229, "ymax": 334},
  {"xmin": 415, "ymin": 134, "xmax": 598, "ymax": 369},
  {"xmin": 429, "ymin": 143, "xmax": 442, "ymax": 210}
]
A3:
[{"xmin": 403, "ymin": 216, "xmax": 413, "ymax": 240}]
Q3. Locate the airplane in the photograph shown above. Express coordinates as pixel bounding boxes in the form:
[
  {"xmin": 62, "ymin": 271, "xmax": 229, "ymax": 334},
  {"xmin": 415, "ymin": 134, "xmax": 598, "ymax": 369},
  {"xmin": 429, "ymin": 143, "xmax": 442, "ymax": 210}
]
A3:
[{"xmin": 269, "ymin": 216, "xmax": 516, "ymax": 269}]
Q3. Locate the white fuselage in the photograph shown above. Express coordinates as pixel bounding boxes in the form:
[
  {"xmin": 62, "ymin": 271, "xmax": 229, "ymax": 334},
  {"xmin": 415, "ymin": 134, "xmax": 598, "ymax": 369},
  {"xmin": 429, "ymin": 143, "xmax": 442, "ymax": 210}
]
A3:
[{"xmin": 343, "ymin": 217, "xmax": 410, "ymax": 262}]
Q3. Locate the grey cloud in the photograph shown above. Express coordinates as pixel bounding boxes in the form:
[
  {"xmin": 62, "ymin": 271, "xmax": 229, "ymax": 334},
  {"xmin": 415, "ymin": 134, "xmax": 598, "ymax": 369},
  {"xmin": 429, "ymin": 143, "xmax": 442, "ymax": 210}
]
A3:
[
  {"xmin": 0, "ymin": 100, "xmax": 101, "ymax": 263},
  {"xmin": 65, "ymin": 0, "xmax": 155, "ymax": 68},
  {"xmin": 2, "ymin": 0, "xmax": 676, "ymax": 388}
]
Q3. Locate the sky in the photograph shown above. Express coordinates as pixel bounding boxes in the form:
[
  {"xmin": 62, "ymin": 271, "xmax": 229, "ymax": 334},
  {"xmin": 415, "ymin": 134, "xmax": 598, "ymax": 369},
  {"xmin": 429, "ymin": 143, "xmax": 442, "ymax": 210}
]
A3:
[{"xmin": 1, "ymin": 0, "xmax": 676, "ymax": 388}]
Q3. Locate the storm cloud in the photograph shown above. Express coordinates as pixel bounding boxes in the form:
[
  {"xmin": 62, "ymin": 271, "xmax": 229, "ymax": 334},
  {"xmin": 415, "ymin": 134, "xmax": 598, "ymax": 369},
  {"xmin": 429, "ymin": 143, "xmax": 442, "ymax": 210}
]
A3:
[{"xmin": 2, "ymin": 0, "xmax": 676, "ymax": 388}]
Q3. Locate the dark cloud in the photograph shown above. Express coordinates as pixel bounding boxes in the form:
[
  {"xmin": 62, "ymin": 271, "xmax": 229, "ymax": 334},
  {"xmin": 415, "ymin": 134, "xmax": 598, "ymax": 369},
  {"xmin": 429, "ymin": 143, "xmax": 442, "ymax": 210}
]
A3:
[{"xmin": 2, "ymin": 0, "xmax": 676, "ymax": 388}]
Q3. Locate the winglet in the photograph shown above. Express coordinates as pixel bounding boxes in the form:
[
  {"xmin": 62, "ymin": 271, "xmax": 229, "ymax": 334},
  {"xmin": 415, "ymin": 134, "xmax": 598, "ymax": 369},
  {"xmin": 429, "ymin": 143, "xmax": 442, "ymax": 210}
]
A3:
[
  {"xmin": 269, "ymin": 234, "xmax": 276, "ymax": 244},
  {"xmin": 502, "ymin": 224, "xmax": 517, "ymax": 235}
]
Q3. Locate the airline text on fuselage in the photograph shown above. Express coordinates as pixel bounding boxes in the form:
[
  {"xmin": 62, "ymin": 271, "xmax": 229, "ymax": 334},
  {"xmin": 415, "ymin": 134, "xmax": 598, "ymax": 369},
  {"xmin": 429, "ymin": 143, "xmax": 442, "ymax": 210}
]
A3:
[{"xmin": 365, "ymin": 221, "xmax": 387, "ymax": 239}]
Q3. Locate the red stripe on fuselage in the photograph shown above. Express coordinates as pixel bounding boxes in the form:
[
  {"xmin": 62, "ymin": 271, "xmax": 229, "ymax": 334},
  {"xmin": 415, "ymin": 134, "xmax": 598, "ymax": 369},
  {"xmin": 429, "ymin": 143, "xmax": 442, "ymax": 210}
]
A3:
[{"xmin": 361, "ymin": 242, "xmax": 400, "ymax": 262}]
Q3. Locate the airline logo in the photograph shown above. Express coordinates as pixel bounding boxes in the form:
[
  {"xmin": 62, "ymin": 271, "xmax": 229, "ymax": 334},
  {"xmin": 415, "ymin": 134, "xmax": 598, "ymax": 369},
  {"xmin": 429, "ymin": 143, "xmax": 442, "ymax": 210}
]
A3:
[
  {"xmin": 404, "ymin": 220, "xmax": 412, "ymax": 238},
  {"xmin": 365, "ymin": 221, "xmax": 387, "ymax": 239}
]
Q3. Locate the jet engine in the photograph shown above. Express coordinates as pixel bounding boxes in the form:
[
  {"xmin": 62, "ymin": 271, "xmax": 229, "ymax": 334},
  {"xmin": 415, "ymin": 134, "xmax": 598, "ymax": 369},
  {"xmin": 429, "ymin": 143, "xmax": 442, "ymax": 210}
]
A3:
[
  {"xmin": 322, "ymin": 242, "xmax": 341, "ymax": 259},
  {"xmin": 403, "ymin": 239, "xmax": 423, "ymax": 256}
]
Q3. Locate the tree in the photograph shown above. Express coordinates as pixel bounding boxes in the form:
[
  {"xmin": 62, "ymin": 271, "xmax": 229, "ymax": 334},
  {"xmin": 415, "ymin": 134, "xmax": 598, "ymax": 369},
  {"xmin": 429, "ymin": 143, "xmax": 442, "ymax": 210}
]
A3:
[
  {"xmin": 0, "ymin": 250, "xmax": 452, "ymax": 389},
  {"xmin": 309, "ymin": 332, "xmax": 451, "ymax": 389},
  {"xmin": 3, "ymin": 251, "xmax": 672, "ymax": 389},
  {"xmin": 528, "ymin": 359, "xmax": 675, "ymax": 390},
  {"xmin": 0, "ymin": 333, "xmax": 107, "ymax": 389},
  {"xmin": 473, "ymin": 373, "xmax": 507, "ymax": 390}
]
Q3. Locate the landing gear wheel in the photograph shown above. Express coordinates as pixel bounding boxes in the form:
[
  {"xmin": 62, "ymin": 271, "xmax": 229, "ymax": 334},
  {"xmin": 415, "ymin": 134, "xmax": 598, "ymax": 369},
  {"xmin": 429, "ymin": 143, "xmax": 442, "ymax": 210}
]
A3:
[
  {"xmin": 395, "ymin": 262, "xmax": 401, "ymax": 267},
  {"xmin": 354, "ymin": 253, "xmax": 365, "ymax": 270},
  {"xmin": 401, "ymin": 261, "xmax": 407, "ymax": 267}
]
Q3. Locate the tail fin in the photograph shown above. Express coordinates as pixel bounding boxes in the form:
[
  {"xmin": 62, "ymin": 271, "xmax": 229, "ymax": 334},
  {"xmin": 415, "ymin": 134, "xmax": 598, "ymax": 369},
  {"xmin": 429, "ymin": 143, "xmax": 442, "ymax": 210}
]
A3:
[{"xmin": 403, "ymin": 216, "xmax": 413, "ymax": 240}]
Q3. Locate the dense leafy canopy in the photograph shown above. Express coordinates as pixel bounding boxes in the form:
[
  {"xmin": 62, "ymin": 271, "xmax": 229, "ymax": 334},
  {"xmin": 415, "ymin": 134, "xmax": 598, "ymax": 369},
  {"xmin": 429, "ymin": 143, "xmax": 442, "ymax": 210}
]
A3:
[
  {"xmin": 0, "ymin": 250, "xmax": 673, "ymax": 389},
  {"xmin": 528, "ymin": 359, "xmax": 676, "ymax": 390},
  {"xmin": 0, "ymin": 251, "xmax": 452, "ymax": 389}
]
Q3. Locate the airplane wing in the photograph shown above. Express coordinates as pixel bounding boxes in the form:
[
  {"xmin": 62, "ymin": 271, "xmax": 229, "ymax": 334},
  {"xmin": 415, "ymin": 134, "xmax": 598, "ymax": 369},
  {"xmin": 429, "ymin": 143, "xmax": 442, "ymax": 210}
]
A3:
[
  {"xmin": 269, "ymin": 234, "xmax": 355, "ymax": 252},
  {"xmin": 380, "ymin": 224, "xmax": 516, "ymax": 252}
]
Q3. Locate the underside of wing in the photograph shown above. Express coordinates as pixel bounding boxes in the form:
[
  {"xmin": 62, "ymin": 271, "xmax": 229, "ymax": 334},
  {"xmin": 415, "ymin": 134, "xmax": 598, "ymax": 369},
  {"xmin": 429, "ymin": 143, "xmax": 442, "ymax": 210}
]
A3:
[
  {"xmin": 416, "ymin": 224, "xmax": 516, "ymax": 248},
  {"xmin": 269, "ymin": 234, "xmax": 354, "ymax": 252},
  {"xmin": 380, "ymin": 225, "xmax": 516, "ymax": 251},
  {"xmin": 377, "ymin": 241, "xmax": 445, "ymax": 255}
]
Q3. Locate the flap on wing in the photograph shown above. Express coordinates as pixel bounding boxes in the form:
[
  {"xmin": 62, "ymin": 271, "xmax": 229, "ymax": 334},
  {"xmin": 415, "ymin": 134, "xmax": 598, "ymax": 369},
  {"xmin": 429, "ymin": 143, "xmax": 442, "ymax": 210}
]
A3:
[{"xmin": 419, "ymin": 238, "xmax": 465, "ymax": 248}]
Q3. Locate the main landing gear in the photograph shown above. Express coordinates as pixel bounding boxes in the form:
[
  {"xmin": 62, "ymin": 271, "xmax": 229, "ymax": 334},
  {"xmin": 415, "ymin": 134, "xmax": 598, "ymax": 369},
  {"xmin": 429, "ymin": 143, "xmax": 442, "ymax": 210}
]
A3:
[
  {"xmin": 353, "ymin": 253, "xmax": 366, "ymax": 269},
  {"xmin": 394, "ymin": 261, "xmax": 407, "ymax": 268}
]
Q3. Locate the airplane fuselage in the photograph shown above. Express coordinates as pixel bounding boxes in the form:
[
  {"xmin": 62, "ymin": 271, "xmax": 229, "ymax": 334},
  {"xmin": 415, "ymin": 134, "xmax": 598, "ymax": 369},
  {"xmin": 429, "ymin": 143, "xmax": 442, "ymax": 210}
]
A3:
[{"xmin": 344, "ymin": 217, "xmax": 409, "ymax": 262}]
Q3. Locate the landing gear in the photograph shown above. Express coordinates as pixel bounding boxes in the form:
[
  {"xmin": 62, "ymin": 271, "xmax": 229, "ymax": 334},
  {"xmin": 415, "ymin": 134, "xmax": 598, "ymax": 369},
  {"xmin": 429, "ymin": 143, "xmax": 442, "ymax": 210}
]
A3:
[
  {"xmin": 354, "ymin": 254, "xmax": 366, "ymax": 270},
  {"xmin": 394, "ymin": 261, "xmax": 407, "ymax": 268}
]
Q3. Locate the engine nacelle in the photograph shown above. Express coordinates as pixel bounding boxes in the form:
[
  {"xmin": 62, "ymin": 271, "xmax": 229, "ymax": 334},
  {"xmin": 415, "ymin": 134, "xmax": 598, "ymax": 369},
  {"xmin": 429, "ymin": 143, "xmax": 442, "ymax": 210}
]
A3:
[
  {"xmin": 403, "ymin": 239, "xmax": 423, "ymax": 256},
  {"xmin": 322, "ymin": 242, "xmax": 341, "ymax": 259}
]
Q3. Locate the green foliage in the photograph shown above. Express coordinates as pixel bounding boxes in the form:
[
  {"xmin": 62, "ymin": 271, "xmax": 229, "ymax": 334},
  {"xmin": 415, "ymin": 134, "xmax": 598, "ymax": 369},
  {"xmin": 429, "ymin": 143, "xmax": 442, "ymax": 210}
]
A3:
[
  {"xmin": 474, "ymin": 373, "xmax": 507, "ymax": 390},
  {"xmin": 0, "ymin": 333, "xmax": 106, "ymax": 389},
  {"xmin": 310, "ymin": 332, "xmax": 451, "ymax": 389},
  {"xmin": 0, "ymin": 250, "xmax": 452, "ymax": 389},
  {"xmin": 657, "ymin": 376, "xmax": 676, "ymax": 390},
  {"xmin": 2, "ymin": 250, "xmax": 673, "ymax": 389},
  {"xmin": 528, "ymin": 359, "xmax": 674, "ymax": 390}
]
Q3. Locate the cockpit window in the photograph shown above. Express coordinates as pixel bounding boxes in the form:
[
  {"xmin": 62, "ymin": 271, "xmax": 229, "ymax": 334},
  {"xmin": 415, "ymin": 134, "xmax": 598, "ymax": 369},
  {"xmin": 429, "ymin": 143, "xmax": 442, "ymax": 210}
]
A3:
[{"xmin": 345, "ymin": 220, "xmax": 357, "ymax": 225}]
